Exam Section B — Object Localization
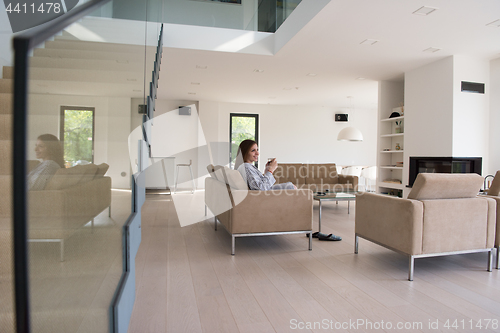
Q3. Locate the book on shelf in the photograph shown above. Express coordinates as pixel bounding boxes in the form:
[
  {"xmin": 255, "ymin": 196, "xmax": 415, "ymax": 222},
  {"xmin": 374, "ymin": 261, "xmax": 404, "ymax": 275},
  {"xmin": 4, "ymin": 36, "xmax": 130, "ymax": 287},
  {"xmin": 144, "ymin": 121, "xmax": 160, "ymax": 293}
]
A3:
[{"xmin": 382, "ymin": 179, "xmax": 402, "ymax": 184}]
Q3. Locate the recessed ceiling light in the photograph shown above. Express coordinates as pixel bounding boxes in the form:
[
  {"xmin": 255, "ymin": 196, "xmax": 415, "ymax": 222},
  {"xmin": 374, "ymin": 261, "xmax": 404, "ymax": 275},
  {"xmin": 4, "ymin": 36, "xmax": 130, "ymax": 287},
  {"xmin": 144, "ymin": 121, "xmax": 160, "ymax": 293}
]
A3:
[
  {"xmin": 360, "ymin": 39, "xmax": 379, "ymax": 46},
  {"xmin": 188, "ymin": 92, "xmax": 196, "ymax": 95},
  {"xmin": 356, "ymin": 77, "xmax": 366, "ymax": 80},
  {"xmin": 253, "ymin": 69, "xmax": 264, "ymax": 73},
  {"xmin": 486, "ymin": 19, "xmax": 500, "ymax": 27},
  {"xmin": 413, "ymin": 6, "xmax": 438, "ymax": 16},
  {"xmin": 191, "ymin": 82, "xmax": 200, "ymax": 85},
  {"xmin": 423, "ymin": 47, "xmax": 441, "ymax": 53},
  {"xmin": 306, "ymin": 73, "xmax": 317, "ymax": 77},
  {"xmin": 196, "ymin": 65, "xmax": 207, "ymax": 69}
]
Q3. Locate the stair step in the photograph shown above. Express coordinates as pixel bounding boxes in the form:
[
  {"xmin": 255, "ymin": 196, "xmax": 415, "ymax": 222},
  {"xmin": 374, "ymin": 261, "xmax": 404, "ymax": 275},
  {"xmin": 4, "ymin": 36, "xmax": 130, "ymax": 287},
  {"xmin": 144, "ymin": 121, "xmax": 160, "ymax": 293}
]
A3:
[
  {"xmin": 44, "ymin": 39, "xmax": 146, "ymax": 53},
  {"xmin": 2, "ymin": 66, "xmax": 13, "ymax": 80},
  {"xmin": 0, "ymin": 93, "xmax": 12, "ymax": 115},
  {"xmin": 0, "ymin": 114, "xmax": 12, "ymax": 141},
  {"xmin": 0, "ymin": 79, "xmax": 12, "ymax": 93},
  {"xmin": 33, "ymin": 47, "xmax": 152, "ymax": 62}
]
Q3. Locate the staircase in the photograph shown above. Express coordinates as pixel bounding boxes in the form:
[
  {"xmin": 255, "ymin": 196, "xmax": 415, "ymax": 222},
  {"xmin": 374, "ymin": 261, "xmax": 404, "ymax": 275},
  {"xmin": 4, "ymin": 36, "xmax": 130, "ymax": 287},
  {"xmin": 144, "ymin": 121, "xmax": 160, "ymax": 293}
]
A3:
[{"xmin": 0, "ymin": 66, "xmax": 14, "ymax": 333}]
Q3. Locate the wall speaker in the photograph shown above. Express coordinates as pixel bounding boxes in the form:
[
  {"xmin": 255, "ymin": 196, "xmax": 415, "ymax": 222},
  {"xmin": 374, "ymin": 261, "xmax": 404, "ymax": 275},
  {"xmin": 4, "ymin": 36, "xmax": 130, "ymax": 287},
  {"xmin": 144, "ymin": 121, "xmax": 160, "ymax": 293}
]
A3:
[
  {"xmin": 179, "ymin": 106, "xmax": 191, "ymax": 115},
  {"xmin": 335, "ymin": 113, "xmax": 348, "ymax": 122},
  {"xmin": 138, "ymin": 104, "xmax": 147, "ymax": 114}
]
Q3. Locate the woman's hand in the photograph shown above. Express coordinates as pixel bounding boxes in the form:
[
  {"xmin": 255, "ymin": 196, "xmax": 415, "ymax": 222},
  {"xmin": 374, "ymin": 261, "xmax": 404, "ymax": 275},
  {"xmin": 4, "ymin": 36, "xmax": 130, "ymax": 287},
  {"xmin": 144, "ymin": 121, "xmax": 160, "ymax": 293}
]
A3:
[{"xmin": 266, "ymin": 158, "xmax": 278, "ymax": 174}]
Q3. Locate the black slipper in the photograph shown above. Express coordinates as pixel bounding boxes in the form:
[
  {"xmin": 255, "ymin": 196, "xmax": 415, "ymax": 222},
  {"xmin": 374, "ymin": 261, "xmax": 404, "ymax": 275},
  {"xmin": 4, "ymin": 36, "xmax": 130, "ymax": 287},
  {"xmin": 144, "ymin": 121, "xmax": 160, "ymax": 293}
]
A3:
[
  {"xmin": 318, "ymin": 233, "xmax": 342, "ymax": 241},
  {"xmin": 305, "ymin": 231, "xmax": 321, "ymax": 238}
]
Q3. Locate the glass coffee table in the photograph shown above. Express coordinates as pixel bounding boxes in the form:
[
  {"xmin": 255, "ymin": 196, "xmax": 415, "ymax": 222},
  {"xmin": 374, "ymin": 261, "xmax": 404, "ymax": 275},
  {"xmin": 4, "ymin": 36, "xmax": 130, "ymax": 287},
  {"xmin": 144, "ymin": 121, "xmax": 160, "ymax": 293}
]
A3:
[{"xmin": 313, "ymin": 191, "xmax": 357, "ymax": 236}]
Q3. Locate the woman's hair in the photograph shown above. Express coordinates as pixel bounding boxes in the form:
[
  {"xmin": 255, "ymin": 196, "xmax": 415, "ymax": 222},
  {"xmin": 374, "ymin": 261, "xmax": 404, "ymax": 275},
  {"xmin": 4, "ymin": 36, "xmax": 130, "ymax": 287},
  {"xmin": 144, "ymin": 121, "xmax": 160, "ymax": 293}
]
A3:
[
  {"xmin": 38, "ymin": 134, "xmax": 65, "ymax": 168},
  {"xmin": 234, "ymin": 139, "xmax": 257, "ymax": 170}
]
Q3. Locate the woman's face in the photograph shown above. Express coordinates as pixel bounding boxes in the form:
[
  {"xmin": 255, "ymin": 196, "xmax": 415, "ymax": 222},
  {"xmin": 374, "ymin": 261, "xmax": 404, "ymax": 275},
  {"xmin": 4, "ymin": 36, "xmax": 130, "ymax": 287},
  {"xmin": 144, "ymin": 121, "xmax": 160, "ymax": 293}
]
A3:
[
  {"xmin": 245, "ymin": 144, "xmax": 259, "ymax": 163},
  {"xmin": 35, "ymin": 140, "xmax": 49, "ymax": 160}
]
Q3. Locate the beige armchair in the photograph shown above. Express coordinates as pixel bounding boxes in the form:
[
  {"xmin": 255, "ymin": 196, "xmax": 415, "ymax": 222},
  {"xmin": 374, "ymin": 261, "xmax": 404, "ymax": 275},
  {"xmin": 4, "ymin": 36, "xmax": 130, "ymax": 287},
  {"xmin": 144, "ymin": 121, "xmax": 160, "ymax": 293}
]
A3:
[
  {"xmin": 205, "ymin": 165, "xmax": 313, "ymax": 255},
  {"xmin": 355, "ymin": 173, "xmax": 496, "ymax": 281}
]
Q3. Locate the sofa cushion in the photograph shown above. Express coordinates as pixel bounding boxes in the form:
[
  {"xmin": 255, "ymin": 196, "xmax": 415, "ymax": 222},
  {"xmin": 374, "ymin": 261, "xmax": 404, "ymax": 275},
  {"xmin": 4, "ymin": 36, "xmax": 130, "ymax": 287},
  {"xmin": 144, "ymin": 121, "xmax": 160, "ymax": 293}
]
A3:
[
  {"xmin": 45, "ymin": 165, "xmax": 88, "ymax": 190},
  {"xmin": 223, "ymin": 167, "xmax": 248, "ymax": 190},
  {"xmin": 80, "ymin": 164, "xmax": 98, "ymax": 183},
  {"xmin": 274, "ymin": 163, "xmax": 307, "ymax": 186},
  {"xmin": 306, "ymin": 163, "xmax": 339, "ymax": 184},
  {"xmin": 408, "ymin": 173, "xmax": 483, "ymax": 200},
  {"xmin": 95, "ymin": 163, "xmax": 109, "ymax": 178},
  {"xmin": 206, "ymin": 164, "xmax": 216, "ymax": 178},
  {"xmin": 213, "ymin": 165, "xmax": 225, "ymax": 182},
  {"xmin": 487, "ymin": 170, "xmax": 500, "ymax": 196}
]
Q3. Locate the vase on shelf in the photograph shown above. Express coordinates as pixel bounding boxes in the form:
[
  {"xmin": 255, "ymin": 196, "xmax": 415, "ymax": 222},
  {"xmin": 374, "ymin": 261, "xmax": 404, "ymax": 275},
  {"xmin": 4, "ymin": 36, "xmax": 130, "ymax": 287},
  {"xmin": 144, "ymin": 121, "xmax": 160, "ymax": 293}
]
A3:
[{"xmin": 395, "ymin": 126, "xmax": 402, "ymax": 133}]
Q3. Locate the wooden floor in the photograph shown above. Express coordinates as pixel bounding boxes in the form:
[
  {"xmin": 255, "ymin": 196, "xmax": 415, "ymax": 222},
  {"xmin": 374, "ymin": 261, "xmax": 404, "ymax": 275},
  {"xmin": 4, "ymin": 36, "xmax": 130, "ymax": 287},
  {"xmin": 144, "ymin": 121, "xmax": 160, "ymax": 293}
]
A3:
[{"xmin": 129, "ymin": 194, "xmax": 500, "ymax": 333}]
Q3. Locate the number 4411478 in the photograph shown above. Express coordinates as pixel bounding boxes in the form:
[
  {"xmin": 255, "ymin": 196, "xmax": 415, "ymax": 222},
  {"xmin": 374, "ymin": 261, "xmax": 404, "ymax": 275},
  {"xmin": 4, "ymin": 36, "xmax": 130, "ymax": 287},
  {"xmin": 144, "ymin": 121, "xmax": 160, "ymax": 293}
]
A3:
[
  {"xmin": 6, "ymin": 3, "xmax": 62, "ymax": 14},
  {"xmin": 443, "ymin": 319, "xmax": 498, "ymax": 330}
]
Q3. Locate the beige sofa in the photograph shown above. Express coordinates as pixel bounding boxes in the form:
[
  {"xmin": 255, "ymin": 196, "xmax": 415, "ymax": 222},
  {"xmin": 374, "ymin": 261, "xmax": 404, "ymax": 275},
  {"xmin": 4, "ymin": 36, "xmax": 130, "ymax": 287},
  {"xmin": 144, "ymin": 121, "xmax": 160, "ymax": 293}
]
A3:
[
  {"xmin": 355, "ymin": 173, "xmax": 496, "ymax": 280},
  {"xmin": 28, "ymin": 163, "xmax": 112, "ymax": 261},
  {"xmin": 205, "ymin": 165, "xmax": 313, "ymax": 255},
  {"xmin": 484, "ymin": 170, "xmax": 500, "ymax": 269},
  {"xmin": 273, "ymin": 163, "xmax": 358, "ymax": 192}
]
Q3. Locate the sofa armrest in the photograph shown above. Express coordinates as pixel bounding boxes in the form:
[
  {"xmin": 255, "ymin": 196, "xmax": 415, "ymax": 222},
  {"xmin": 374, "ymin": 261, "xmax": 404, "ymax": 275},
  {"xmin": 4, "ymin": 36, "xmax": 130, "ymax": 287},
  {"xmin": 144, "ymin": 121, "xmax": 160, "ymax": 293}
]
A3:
[
  {"xmin": 355, "ymin": 192, "xmax": 424, "ymax": 255},
  {"xmin": 230, "ymin": 189, "xmax": 313, "ymax": 234},
  {"xmin": 338, "ymin": 175, "xmax": 358, "ymax": 188},
  {"xmin": 484, "ymin": 195, "xmax": 500, "ymax": 247}
]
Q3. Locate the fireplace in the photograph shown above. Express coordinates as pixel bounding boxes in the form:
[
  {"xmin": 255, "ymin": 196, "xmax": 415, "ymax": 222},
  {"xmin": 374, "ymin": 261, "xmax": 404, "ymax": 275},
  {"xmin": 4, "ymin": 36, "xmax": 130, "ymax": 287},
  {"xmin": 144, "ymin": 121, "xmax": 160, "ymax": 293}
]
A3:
[{"xmin": 408, "ymin": 157, "xmax": 482, "ymax": 187}]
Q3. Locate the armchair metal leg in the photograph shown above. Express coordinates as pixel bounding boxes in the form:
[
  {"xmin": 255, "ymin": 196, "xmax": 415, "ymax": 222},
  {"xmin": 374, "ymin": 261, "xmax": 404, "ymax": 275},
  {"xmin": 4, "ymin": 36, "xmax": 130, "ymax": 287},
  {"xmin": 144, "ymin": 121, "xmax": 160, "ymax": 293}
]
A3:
[
  {"xmin": 354, "ymin": 235, "xmax": 359, "ymax": 254},
  {"xmin": 496, "ymin": 246, "xmax": 499, "ymax": 269},
  {"xmin": 409, "ymin": 256, "xmax": 414, "ymax": 281},
  {"xmin": 108, "ymin": 205, "xmax": 111, "ymax": 217},
  {"xmin": 309, "ymin": 232, "xmax": 312, "ymax": 250},
  {"xmin": 205, "ymin": 205, "xmax": 207, "ymax": 216},
  {"xmin": 214, "ymin": 217, "xmax": 217, "ymax": 231},
  {"xmin": 488, "ymin": 249, "xmax": 493, "ymax": 272},
  {"xmin": 231, "ymin": 235, "xmax": 235, "ymax": 255}
]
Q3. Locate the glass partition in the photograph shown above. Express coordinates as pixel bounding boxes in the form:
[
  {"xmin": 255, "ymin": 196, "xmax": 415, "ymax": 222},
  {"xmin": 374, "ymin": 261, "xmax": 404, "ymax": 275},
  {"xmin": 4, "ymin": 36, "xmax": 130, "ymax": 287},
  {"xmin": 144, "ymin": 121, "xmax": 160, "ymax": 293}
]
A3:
[
  {"xmin": 6, "ymin": 0, "xmax": 162, "ymax": 331},
  {"xmin": 109, "ymin": 0, "xmax": 301, "ymax": 32}
]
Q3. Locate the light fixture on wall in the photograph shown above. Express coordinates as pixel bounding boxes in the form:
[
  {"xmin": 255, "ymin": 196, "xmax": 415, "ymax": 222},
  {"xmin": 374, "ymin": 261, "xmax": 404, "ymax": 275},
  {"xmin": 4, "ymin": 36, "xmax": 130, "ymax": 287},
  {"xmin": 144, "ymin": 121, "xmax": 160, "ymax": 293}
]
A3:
[
  {"xmin": 337, "ymin": 127, "xmax": 363, "ymax": 141},
  {"xmin": 337, "ymin": 96, "xmax": 363, "ymax": 141}
]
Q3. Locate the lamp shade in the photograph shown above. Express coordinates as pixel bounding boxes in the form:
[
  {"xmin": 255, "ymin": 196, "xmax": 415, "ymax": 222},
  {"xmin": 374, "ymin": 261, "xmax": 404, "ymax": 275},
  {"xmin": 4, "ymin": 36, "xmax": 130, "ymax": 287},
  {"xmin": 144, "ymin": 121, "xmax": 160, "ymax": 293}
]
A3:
[{"xmin": 337, "ymin": 127, "xmax": 363, "ymax": 141}]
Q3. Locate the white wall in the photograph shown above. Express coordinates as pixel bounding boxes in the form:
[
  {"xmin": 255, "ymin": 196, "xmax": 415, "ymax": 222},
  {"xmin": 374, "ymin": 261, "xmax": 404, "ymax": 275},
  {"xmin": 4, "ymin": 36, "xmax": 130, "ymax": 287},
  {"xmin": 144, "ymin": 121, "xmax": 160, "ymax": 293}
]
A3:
[
  {"xmin": 405, "ymin": 56, "xmax": 455, "ymax": 158},
  {"xmin": 489, "ymin": 58, "xmax": 500, "ymax": 174},
  {"xmin": 140, "ymin": 99, "xmax": 207, "ymax": 189},
  {"xmin": 452, "ymin": 56, "xmax": 490, "ymax": 174},
  {"xmin": 200, "ymin": 101, "xmax": 378, "ymax": 171},
  {"xmin": 28, "ymin": 94, "xmax": 132, "ymax": 188}
]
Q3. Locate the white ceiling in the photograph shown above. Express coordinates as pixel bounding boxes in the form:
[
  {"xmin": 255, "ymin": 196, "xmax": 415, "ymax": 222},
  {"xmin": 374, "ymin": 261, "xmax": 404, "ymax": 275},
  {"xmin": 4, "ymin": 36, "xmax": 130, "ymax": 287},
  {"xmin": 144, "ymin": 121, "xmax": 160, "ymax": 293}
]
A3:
[{"xmin": 160, "ymin": 0, "xmax": 500, "ymax": 109}]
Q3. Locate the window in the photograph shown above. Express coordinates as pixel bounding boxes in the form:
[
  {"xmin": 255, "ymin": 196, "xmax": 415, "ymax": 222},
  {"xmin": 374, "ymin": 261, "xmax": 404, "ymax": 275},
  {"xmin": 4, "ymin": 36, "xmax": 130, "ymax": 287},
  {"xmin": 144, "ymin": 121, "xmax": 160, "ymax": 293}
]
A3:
[
  {"xmin": 229, "ymin": 113, "xmax": 259, "ymax": 168},
  {"xmin": 60, "ymin": 106, "xmax": 95, "ymax": 167}
]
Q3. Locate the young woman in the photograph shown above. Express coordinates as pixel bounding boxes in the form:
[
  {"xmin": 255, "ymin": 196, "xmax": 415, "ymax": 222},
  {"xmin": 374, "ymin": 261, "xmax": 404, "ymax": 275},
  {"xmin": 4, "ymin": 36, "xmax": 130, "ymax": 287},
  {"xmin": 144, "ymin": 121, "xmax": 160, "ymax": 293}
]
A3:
[
  {"xmin": 28, "ymin": 134, "xmax": 65, "ymax": 190},
  {"xmin": 235, "ymin": 139, "xmax": 296, "ymax": 191}
]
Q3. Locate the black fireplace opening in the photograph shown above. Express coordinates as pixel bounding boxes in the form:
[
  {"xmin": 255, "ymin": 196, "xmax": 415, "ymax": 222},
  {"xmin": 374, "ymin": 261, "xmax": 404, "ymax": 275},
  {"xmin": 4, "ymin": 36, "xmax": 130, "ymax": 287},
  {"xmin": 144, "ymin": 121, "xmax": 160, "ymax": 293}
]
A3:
[{"xmin": 408, "ymin": 157, "xmax": 482, "ymax": 187}]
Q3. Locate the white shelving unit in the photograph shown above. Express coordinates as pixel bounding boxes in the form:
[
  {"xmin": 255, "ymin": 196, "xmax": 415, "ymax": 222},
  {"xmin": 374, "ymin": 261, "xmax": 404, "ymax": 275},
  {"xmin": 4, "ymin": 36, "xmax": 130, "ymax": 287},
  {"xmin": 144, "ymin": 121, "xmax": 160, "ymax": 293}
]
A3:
[{"xmin": 377, "ymin": 106, "xmax": 404, "ymax": 197}]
